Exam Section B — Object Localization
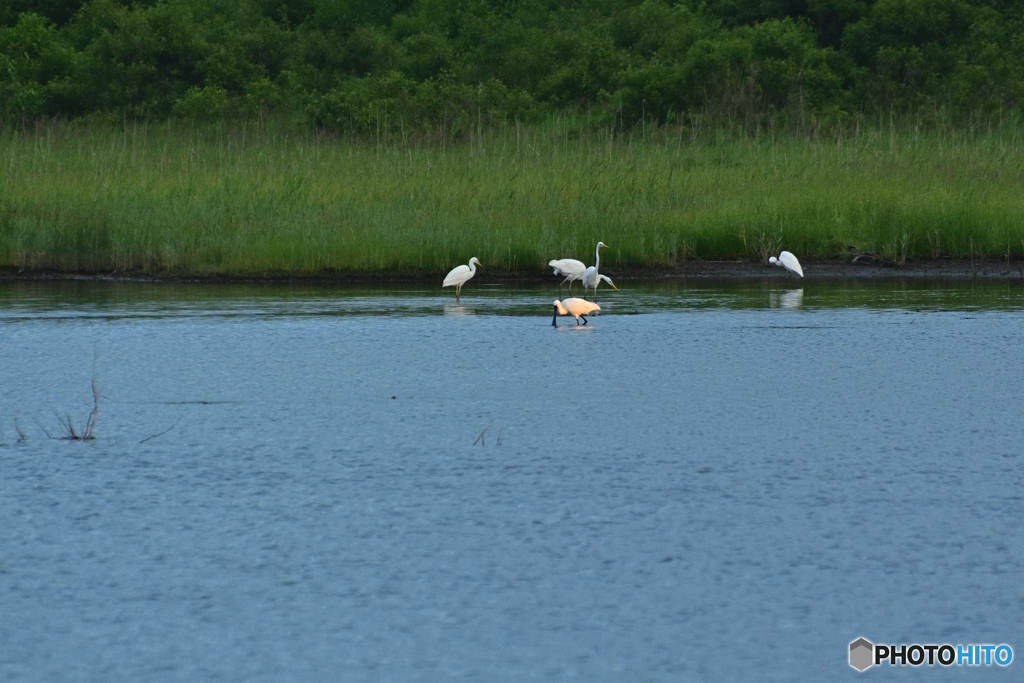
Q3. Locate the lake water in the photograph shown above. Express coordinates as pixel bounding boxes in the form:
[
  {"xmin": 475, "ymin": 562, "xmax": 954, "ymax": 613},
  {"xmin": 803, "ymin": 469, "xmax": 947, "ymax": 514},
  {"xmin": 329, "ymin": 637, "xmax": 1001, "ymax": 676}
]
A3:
[{"xmin": 1, "ymin": 280, "xmax": 1022, "ymax": 681}]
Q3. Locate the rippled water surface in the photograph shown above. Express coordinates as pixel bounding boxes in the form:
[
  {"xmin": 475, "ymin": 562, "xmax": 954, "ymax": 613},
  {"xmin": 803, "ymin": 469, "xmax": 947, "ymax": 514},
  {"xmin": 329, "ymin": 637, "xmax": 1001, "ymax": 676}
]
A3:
[{"xmin": 1, "ymin": 280, "xmax": 1022, "ymax": 681}]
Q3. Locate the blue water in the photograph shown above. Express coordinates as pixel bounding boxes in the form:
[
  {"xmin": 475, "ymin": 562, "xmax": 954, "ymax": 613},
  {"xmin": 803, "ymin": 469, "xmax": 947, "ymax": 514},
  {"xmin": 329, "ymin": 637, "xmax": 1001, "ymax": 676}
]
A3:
[{"xmin": 1, "ymin": 281, "xmax": 1021, "ymax": 680}]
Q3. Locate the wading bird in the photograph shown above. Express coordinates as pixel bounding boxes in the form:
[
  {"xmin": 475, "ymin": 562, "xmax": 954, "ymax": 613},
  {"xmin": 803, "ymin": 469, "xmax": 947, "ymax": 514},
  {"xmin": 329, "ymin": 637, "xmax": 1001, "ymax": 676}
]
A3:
[
  {"xmin": 584, "ymin": 272, "xmax": 618, "ymax": 299},
  {"xmin": 769, "ymin": 251, "xmax": 804, "ymax": 277},
  {"xmin": 580, "ymin": 241, "xmax": 611, "ymax": 298},
  {"xmin": 552, "ymin": 298, "xmax": 601, "ymax": 327},
  {"xmin": 548, "ymin": 257, "xmax": 586, "ymax": 294},
  {"xmin": 443, "ymin": 257, "xmax": 482, "ymax": 300},
  {"xmin": 549, "ymin": 241, "xmax": 609, "ymax": 295}
]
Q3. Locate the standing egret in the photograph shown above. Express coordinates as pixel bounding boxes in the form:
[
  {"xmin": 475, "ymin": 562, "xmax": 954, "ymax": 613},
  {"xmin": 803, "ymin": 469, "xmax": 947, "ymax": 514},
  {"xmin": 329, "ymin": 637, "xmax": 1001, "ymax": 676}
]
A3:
[
  {"xmin": 548, "ymin": 258, "xmax": 586, "ymax": 294},
  {"xmin": 443, "ymin": 257, "xmax": 482, "ymax": 300},
  {"xmin": 580, "ymin": 241, "xmax": 610, "ymax": 299},
  {"xmin": 585, "ymin": 273, "xmax": 619, "ymax": 299},
  {"xmin": 768, "ymin": 251, "xmax": 804, "ymax": 277},
  {"xmin": 552, "ymin": 298, "xmax": 601, "ymax": 327}
]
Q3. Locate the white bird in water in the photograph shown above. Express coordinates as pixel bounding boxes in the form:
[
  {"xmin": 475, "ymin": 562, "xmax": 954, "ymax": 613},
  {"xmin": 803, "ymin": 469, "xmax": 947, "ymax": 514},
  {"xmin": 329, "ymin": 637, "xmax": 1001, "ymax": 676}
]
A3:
[
  {"xmin": 584, "ymin": 272, "xmax": 618, "ymax": 299},
  {"xmin": 443, "ymin": 257, "xmax": 482, "ymax": 300},
  {"xmin": 768, "ymin": 251, "xmax": 804, "ymax": 277},
  {"xmin": 552, "ymin": 298, "xmax": 601, "ymax": 327},
  {"xmin": 549, "ymin": 240, "xmax": 610, "ymax": 295},
  {"xmin": 581, "ymin": 241, "xmax": 614, "ymax": 298},
  {"xmin": 548, "ymin": 257, "xmax": 586, "ymax": 294}
]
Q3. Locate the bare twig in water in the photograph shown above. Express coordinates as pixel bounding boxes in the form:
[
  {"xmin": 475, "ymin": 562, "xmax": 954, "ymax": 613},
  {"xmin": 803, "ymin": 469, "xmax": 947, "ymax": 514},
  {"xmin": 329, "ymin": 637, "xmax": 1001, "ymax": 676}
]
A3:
[
  {"xmin": 33, "ymin": 417, "xmax": 55, "ymax": 440},
  {"xmin": 59, "ymin": 412, "xmax": 80, "ymax": 440},
  {"xmin": 51, "ymin": 372, "xmax": 100, "ymax": 441},
  {"xmin": 474, "ymin": 426, "xmax": 490, "ymax": 446},
  {"xmin": 82, "ymin": 376, "xmax": 99, "ymax": 440},
  {"xmin": 140, "ymin": 414, "xmax": 184, "ymax": 444}
]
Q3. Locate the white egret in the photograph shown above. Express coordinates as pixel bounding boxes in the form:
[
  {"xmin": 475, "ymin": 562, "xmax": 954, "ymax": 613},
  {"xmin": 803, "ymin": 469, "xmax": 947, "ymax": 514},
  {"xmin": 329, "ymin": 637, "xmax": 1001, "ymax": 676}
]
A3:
[
  {"xmin": 548, "ymin": 258, "xmax": 586, "ymax": 294},
  {"xmin": 580, "ymin": 241, "xmax": 611, "ymax": 298},
  {"xmin": 768, "ymin": 251, "xmax": 804, "ymax": 277},
  {"xmin": 584, "ymin": 272, "xmax": 618, "ymax": 299},
  {"xmin": 550, "ymin": 241, "xmax": 608, "ymax": 294},
  {"xmin": 443, "ymin": 257, "xmax": 482, "ymax": 300},
  {"xmin": 552, "ymin": 298, "xmax": 601, "ymax": 327}
]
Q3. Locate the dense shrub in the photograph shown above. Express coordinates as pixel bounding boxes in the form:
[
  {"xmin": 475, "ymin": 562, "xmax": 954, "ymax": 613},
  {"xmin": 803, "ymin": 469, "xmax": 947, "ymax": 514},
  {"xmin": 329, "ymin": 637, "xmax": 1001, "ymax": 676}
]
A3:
[{"xmin": 1, "ymin": 0, "xmax": 1022, "ymax": 130}]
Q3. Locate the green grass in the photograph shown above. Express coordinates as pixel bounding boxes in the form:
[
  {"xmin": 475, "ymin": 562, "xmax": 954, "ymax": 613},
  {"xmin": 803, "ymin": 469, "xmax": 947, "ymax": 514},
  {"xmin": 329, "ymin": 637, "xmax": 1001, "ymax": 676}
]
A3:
[{"xmin": 2, "ymin": 119, "xmax": 1024, "ymax": 276}]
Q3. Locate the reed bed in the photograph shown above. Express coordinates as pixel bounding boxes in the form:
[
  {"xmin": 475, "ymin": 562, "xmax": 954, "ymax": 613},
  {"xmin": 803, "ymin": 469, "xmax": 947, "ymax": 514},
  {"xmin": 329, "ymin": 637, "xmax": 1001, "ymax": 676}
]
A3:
[{"xmin": 2, "ymin": 120, "xmax": 1023, "ymax": 276}]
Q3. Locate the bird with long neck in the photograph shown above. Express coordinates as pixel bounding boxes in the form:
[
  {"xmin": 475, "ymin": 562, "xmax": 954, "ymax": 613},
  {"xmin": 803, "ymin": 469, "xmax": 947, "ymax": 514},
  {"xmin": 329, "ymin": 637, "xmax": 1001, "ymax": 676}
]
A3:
[
  {"xmin": 549, "ymin": 241, "xmax": 610, "ymax": 296},
  {"xmin": 442, "ymin": 257, "xmax": 482, "ymax": 300},
  {"xmin": 582, "ymin": 242, "xmax": 616, "ymax": 299}
]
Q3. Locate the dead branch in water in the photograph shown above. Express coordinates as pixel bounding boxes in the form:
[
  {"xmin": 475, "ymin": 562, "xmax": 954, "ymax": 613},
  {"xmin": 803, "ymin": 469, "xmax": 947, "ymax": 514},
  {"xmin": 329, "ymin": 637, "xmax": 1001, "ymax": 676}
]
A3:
[
  {"xmin": 140, "ymin": 413, "xmax": 184, "ymax": 444},
  {"xmin": 54, "ymin": 410, "xmax": 81, "ymax": 440},
  {"xmin": 53, "ymin": 371, "xmax": 100, "ymax": 441},
  {"xmin": 34, "ymin": 417, "xmax": 55, "ymax": 440},
  {"xmin": 82, "ymin": 376, "xmax": 99, "ymax": 439}
]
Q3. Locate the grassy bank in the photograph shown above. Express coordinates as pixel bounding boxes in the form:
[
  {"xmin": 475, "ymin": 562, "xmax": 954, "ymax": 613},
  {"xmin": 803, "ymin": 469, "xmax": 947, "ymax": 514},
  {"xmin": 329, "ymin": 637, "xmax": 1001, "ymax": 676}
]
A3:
[{"xmin": 2, "ymin": 120, "xmax": 1024, "ymax": 276}]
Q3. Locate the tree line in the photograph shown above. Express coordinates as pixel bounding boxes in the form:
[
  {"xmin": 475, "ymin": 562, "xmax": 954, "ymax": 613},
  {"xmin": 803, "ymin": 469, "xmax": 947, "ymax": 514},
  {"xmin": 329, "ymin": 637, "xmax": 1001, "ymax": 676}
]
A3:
[{"xmin": 2, "ymin": 0, "xmax": 1023, "ymax": 137}]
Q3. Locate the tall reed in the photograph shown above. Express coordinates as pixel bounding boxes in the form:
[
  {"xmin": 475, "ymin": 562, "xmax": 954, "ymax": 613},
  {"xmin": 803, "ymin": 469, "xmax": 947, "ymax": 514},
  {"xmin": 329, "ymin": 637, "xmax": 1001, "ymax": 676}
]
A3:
[{"xmin": 2, "ymin": 119, "xmax": 1022, "ymax": 275}]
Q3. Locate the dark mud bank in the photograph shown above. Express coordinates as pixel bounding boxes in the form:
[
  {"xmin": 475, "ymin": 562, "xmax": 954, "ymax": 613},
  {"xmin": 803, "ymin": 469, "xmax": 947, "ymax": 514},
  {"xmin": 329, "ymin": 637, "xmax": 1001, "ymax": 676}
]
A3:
[{"xmin": 3, "ymin": 259, "xmax": 1024, "ymax": 284}]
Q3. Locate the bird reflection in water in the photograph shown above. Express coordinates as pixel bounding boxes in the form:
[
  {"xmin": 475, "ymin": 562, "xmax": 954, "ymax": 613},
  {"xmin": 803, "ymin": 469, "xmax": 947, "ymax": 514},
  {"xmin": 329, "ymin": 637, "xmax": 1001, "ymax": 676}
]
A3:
[
  {"xmin": 444, "ymin": 302, "xmax": 474, "ymax": 316},
  {"xmin": 779, "ymin": 288, "xmax": 804, "ymax": 309}
]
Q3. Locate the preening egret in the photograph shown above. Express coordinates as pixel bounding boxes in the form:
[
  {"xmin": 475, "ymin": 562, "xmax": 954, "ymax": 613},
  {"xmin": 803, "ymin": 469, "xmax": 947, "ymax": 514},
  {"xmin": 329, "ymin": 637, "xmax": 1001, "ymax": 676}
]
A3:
[
  {"xmin": 580, "ymin": 241, "xmax": 611, "ymax": 298},
  {"xmin": 548, "ymin": 258, "xmax": 586, "ymax": 294},
  {"xmin": 552, "ymin": 298, "xmax": 601, "ymax": 327},
  {"xmin": 443, "ymin": 257, "xmax": 482, "ymax": 300},
  {"xmin": 768, "ymin": 251, "xmax": 804, "ymax": 277}
]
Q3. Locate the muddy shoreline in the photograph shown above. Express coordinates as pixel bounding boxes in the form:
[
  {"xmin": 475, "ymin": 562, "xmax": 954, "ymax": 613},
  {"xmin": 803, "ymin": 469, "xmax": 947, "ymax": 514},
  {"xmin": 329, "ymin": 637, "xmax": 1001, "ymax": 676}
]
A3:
[{"xmin": 2, "ymin": 259, "xmax": 1024, "ymax": 284}]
